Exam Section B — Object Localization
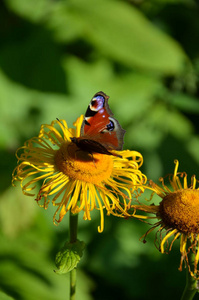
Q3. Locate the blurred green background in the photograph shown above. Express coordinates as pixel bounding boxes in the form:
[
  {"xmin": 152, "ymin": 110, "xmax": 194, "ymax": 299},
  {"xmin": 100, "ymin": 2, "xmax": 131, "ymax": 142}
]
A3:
[{"xmin": 1, "ymin": 0, "xmax": 199, "ymax": 299}]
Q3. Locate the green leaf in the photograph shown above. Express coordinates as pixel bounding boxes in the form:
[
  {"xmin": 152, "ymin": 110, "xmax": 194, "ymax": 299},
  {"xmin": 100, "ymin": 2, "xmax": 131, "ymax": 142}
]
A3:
[
  {"xmin": 187, "ymin": 137, "xmax": 199, "ymax": 164},
  {"xmin": 5, "ymin": 0, "xmax": 51, "ymax": 22},
  {"xmin": 126, "ymin": 101, "xmax": 193, "ymax": 150},
  {"xmin": 6, "ymin": 0, "xmax": 188, "ymax": 74},
  {"xmin": 69, "ymin": 0, "xmax": 188, "ymax": 74},
  {"xmin": 169, "ymin": 93, "xmax": 199, "ymax": 113},
  {"xmin": 63, "ymin": 56, "xmax": 163, "ymax": 122},
  {"xmin": 0, "ymin": 69, "xmax": 80, "ymax": 148},
  {"xmin": 0, "ymin": 291, "xmax": 14, "ymax": 300},
  {"xmin": 55, "ymin": 240, "xmax": 85, "ymax": 274},
  {"xmin": 167, "ymin": 110, "xmax": 193, "ymax": 139},
  {"xmin": 0, "ymin": 186, "xmax": 37, "ymax": 237},
  {"xmin": 0, "ymin": 233, "xmax": 92, "ymax": 300}
]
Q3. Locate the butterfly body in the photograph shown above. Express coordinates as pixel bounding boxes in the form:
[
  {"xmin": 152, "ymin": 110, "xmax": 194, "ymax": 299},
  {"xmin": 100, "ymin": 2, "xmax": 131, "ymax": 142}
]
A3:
[
  {"xmin": 70, "ymin": 137, "xmax": 120, "ymax": 157},
  {"xmin": 71, "ymin": 91, "xmax": 125, "ymax": 157}
]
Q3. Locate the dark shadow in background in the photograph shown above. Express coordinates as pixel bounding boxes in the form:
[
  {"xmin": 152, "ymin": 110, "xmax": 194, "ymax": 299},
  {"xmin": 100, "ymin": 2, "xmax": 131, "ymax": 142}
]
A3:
[{"xmin": 0, "ymin": 1, "xmax": 67, "ymax": 94}]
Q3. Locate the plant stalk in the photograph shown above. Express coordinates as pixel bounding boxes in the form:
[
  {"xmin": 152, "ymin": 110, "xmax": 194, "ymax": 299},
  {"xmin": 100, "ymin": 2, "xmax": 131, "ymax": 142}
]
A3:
[
  {"xmin": 180, "ymin": 245, "xmax": 198, "ymax": 300},
  {"xmin": 69, "ymin": 211, "xmax": 78, "ymax": 300}
]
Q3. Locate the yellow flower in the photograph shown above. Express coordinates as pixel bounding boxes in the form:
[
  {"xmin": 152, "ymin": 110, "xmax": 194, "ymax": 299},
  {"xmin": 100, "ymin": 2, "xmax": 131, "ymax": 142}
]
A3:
[
  {"xmin": 134, "ymin": 160, "xmax": 199, "ymax": 278},
  {"xmin": 12, "ymin": 116, "xmax": 146, "ymax": 232}
]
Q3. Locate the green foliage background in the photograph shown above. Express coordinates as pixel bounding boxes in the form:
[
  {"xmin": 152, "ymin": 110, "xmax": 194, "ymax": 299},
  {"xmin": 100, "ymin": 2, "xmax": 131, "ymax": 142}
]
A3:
[{"xmin": 1, "ymin": 0, "xmax": 199, "ymax": 299}]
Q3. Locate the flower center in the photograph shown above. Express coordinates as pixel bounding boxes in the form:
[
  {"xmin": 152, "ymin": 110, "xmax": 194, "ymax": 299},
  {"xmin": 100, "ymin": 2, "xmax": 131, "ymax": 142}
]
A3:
[
  {"xmin": 159, "ymin": 189, "xmax": 199, "ymax": 233},
  {"xmin": 54, "ymin": 142, "xmax": 113, "ymax": 184}
]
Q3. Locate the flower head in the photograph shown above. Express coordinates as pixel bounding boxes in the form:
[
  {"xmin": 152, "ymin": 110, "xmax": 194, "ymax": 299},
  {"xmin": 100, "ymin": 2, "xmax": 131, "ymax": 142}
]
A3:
[
  {"xmin": 134, "ymin": 160, "xmax": 199, "ymax": 278},
  {"xmin": 12, "ymin": 115, "xmax": 146, "ymax": 232}
]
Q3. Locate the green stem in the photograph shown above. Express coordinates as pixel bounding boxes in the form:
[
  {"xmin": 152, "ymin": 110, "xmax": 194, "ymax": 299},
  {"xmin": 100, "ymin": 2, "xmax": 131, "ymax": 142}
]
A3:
[
  {"xmin": 70, "ymin": 268, "xmax": 77, "ymax": 300},
  {"xmin": 69, "ymin": 211, "xmax": 78, "ymax": 300},
  {"xmin": 180, "ymin": 248, "xmax": 198, "ymax": 300},
  {"xmin": 69, "ymin": 211, "xmax": 78, "ymax": 243}
]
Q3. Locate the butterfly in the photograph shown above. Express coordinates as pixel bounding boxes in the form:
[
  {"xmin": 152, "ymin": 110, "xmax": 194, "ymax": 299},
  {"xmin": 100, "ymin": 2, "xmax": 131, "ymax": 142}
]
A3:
[{"xmin": 70, "ymin": 91, "xmax": 125, "ymax": 157}]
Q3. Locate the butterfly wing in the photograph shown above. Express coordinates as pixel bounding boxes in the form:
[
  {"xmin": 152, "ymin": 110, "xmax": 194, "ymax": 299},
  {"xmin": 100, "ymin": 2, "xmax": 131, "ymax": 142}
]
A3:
[{"xmin": 80, "ymin": 91, "xmax": 125, "ymax": 150}]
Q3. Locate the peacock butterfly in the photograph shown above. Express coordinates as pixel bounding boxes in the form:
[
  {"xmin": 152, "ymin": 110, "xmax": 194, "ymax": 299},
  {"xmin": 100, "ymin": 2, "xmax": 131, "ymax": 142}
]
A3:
[{"xmin": 70, "ymin": 91, "xmax": 125, "ymax": 157}]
